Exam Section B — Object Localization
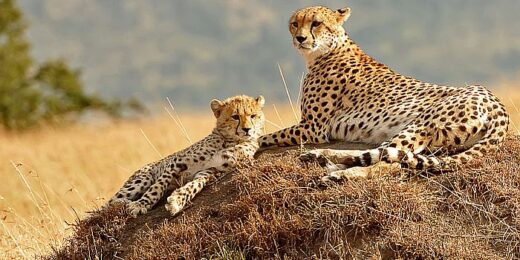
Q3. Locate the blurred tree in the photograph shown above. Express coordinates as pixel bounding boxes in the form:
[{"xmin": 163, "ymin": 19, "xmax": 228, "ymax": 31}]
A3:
[
  {"xmin": 0, "ymin": 0, "xmax": 141, "ymax": 130},
  {"xmin": 0, "ymin": 0, "xmax": 36, "ymax": 129}
]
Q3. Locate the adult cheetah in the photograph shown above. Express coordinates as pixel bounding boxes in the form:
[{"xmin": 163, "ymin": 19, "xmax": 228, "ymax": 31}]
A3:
[
  {"xmin": 259, "ymin": 6, "xmax": 509, "ymax": 181},
  {"xmin": 108, "ymin": 95, "xmax": 265, "ymax": 216}
]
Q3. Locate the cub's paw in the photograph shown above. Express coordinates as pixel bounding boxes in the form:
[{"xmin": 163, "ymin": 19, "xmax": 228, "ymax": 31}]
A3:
[
  {"xmin": 165, "ymin": 195, "xmax": 185, "ymax": 216},
  {"xmin": 108, "ymin": 197, "xmax": 131, "ymax": 206},
  {"xmin": 127, "ymin": 201, "xmax": 148, "ymax": 217},
  {"xmin": 102, "ymin": 198, "xmax": 131, "ymax": 210}
]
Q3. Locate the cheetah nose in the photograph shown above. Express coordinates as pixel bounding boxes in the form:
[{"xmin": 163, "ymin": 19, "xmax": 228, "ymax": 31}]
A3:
[{"xmin": 296, "ymin": 36, "xmax": 307, "ymax": 43}]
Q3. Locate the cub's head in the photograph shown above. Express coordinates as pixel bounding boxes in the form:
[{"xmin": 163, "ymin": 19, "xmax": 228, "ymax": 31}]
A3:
[
  {"xmin": 289, "ymin": 6, "xmax": 351, "ymax": 59},
  {"xmin": 210, "ymin": 95, "xmax": 265, "ymax": 141}
]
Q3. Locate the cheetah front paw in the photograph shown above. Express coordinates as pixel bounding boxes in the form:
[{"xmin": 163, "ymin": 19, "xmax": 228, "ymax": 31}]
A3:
[
  {"xmin": 300, "ymin": 149, "xmax": 338, "ymax": 169},
  {"xmin": 300, "ymin": 149, "xmax": 328, "ymax": 165},
  {"xmin": 127, "ymin": 201, "xmax": 148, "ymax": 217},
  {"xmin": 165, "ymin": 195, "xmax": 185, "ymax": 216},
  {"xmin": 299, "ymin": 149, "xmax": 323, "ymax": 161}
]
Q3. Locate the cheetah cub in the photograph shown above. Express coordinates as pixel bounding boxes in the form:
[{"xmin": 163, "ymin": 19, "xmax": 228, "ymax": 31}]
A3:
[{"xmin": 108, "ymin": 95, "xmax": 265, "ymax": 216}]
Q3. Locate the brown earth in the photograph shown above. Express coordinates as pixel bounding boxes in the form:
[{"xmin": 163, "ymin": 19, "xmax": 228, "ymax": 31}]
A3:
[{"xmin": 47, "ymin": 138, "xmax": 520, "ymax": 259}]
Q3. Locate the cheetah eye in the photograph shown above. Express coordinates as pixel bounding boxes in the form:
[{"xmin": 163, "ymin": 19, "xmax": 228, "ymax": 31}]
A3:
[
  {"xmin": 311, "ymin": 21, "xmax": 322, "ymax": 28},
  {"xmin": 291, "ymin": 21, "xmax": 298, "ymax": 28},
  {"xmin": 250, "ymin": 114, "xmax": 257, "ymax": 119},
  {"xmin": 231, "ymin": 115, "xmax": 240, "ymax": 120}
]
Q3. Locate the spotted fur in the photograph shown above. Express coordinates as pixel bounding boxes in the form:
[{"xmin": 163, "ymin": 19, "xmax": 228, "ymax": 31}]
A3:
[
  {"xmin": 259, "ymin": 6, "xmax": 509, "ymax": 181},
  {"xmin": 108, "ymin": 95, "xmax": 265, "ymax": 216}
]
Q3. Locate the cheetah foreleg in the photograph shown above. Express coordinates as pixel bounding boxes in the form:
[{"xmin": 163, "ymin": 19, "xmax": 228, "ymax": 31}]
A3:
[
  {"xmin": 165, "ymin": 168, "xmax": 218, "ymax": 216},
  {"xmin": 259, "ymin": 122, "xmax": 325, "ymax": 147},
  {"xmin": 165, "ymin": 143, "xmax": 254, "ymax": 216}
]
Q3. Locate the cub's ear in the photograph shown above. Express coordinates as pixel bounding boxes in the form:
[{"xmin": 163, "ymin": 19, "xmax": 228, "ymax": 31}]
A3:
[
  {"xmin": 336, "ymin": 7, "xmax": 351, "ymax": 23},
  {"xmin": 256, "ymin": 95, "xmax": 265, "ymax": 107},
  {"xmin": 210, "ymin": 99, "xmax": 224, "ymax": 117}
]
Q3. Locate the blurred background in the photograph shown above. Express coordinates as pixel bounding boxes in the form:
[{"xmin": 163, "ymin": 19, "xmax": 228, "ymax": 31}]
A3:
[
  {"xmin": 1, "ymin": 0, "xmax": 519, "ymax": 258},
  {"xmin": 16, "ymin": 0, "xmax": 520, "ymax": 108}
]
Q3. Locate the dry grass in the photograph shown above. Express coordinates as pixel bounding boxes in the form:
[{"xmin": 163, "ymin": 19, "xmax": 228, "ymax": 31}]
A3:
[
  {"xmin": 494, "ymin": 84, "xmax": 520, "ymax": 135},
  {"xmin": 49, "ymin": 136, "xmax": 520, "ymax": 259},
  {"xmin": 0, "ymin": 105, "xmax": 297, "ymax": 259},
  {"xmin": 0, "ymin": 85, "xmax": 518, "ymax": 259}
]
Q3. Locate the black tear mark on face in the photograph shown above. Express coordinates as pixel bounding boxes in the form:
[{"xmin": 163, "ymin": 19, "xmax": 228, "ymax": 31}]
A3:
[{"xmin": 235, "ymin": 110, "xmax": 241, "ymax": 135}]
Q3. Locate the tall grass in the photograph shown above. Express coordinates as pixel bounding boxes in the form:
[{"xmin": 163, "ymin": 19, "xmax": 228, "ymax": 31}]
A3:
[{"xmin": 495, "ymin": 84, "xmax": 520, "ymax": 135}]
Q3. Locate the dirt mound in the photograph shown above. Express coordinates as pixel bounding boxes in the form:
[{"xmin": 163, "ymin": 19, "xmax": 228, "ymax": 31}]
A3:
[{"xmin": 48, "ymin": 138, "xmax": 520, "ymax": 259}]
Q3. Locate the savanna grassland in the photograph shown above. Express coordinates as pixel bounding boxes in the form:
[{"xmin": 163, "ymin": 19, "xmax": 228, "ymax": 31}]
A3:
[
  {"xmin": 0, "ymin": 103, "xmax": 298, "ymax": 259},
  {"xmin": 1, "ymin": 84, "xmax": 519, "ymax": 259}
]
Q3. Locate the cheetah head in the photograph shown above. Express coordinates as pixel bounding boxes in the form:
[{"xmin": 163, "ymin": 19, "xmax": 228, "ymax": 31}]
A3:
[
  {"xmin": 210, "ymin": 95, "xmax": 265, "ymax": 141},
  {"xmin": 289, "ymin": 6, "xmax": 351, "ymax": 60}
]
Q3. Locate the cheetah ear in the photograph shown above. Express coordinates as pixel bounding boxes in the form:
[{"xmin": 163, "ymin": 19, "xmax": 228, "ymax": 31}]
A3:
[
  {"xmin": 255, "ymin": 95, "xmax": 265, "ymax": 108},
  {"xmin": 210, "ymin": 99, "xmax": 223, "ymax": 117},
  {"xmin": 336, "ymin": 7, "xmax": 351, "ymax": 23}
]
